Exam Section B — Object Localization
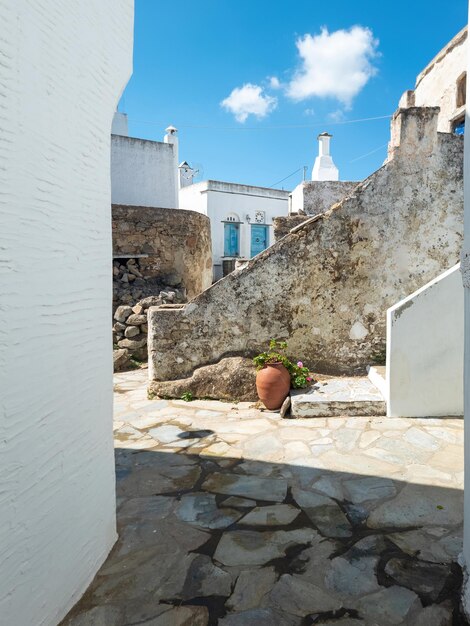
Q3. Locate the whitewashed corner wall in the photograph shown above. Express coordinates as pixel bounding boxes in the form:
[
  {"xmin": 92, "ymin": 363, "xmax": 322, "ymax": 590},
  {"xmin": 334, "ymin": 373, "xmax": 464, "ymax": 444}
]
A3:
[
  {"xmin": 0, "ymin": 2, "xmax": 133, "ymax": 626},
  {"xmin": 462, "ymin": 3, "xmax": 470, "ymax": 618},
  {"xmin": 386, "ymin": 264, "xmax": 464, "ymax": 418},
  {"xmin": 111, "ymin": 136, "xmax": 178, "ymax": 208}
]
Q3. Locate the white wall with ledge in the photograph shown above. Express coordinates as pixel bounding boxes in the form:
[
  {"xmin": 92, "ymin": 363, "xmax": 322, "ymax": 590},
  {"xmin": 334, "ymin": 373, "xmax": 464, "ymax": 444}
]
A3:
[
  {"xmin": 111, "ymin": 132, "xmax": 178, "ymax": 208},
  {"xmin": 397, "ymin": 27, "xmax": 467, "ymax": 134},
  {"xmin": 387, "ymin": 264, "xmax": 464, "ymax": 417},
  {"xmin": 0, "ymin": 2, "xmax": 133, "ymax": 625}
]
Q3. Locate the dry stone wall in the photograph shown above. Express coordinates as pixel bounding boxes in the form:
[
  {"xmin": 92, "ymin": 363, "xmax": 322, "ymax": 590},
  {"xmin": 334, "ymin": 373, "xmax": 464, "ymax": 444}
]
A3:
[
  {"xmin": 273, "ymin": 215, "xmax": 310, "ymax": 241},
  {"xmin": 113, "ymin": 298, "xmax": 157, "ymax": 370},
  {"xmin": 112, "ymin": 205, "xmax": 212, "ymax": 300},
  {"xmin": 148, "ymin": 108, "xmax": 463, "ymax": 386},
  {"xmin": 112, "ymin": 205, "xmax": 212, "ymax": 369}
]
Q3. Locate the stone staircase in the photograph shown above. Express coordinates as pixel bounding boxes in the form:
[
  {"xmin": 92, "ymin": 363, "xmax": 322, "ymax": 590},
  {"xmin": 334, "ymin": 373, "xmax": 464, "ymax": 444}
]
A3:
[{"xmin": 290, "ymin": 368, "xmax": 387, "ymax": 418}]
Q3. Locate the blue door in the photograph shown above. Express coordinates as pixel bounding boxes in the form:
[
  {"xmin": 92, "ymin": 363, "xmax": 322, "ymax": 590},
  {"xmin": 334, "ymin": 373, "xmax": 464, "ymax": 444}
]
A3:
[
  {"xmin": 250, "ymin": 225, "xmax": 268, "ymax": 257},
  {"xmin": 224, "ymin": 223, "xmax": 240, "ymax": 256}
]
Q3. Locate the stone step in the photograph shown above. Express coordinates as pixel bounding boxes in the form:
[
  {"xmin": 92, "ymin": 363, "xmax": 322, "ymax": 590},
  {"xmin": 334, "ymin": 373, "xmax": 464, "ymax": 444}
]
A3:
[
  {"xmin": 290, "ymin": 376, "xmax": 386, "ymax": 418},
  {"xmin": 367, "ymin": 364, "xmax": 387, "ymax": 400}
]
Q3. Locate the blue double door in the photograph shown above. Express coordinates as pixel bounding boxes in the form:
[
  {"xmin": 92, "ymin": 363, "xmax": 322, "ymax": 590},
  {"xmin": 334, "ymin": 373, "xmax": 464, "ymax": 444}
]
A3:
[{"xmin": 223, "ymin": 223, "xmax": 269, "ymax": 257}]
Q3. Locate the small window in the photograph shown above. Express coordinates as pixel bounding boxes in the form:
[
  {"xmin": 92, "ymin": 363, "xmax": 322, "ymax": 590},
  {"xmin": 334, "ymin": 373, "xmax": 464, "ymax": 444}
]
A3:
[
  {"xmin": 225, "ymin": 213, "xmax": 240, "ymax": 223},
  {"xmin": 457, "ymin": 72, "xmax": 466, "ymax": 108},
  {"xmin": 453, "ymin": 115, "xmax": 465, "ymax": 136}
]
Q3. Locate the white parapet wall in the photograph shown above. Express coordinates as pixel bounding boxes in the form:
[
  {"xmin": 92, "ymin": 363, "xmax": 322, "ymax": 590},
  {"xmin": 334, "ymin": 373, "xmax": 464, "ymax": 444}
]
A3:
[
  {"xmin": 111, "ymin": 135, "xmax": 178, "ymax": 208},
  {"xmin": 387, "ymin": 264, "xmax": 464, "ymax": 417},
  {"xmin": 0, "ymin": 2, "xmax": 133, "ymax": 625}
]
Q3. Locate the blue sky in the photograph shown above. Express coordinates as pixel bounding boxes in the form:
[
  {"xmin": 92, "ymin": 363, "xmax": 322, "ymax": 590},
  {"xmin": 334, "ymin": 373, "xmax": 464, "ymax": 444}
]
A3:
[{"xmin": 120, "ymin": 0, "xmax": 467, "ymax": 189}]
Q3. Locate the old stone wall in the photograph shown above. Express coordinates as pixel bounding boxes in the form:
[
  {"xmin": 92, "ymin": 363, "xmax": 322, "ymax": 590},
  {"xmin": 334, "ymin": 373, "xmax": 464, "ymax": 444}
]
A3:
[
  {"xmin": 273, "ymin": 215, "xmax": 310, "ymax": 241},
  {"xmin": 112, "ymin": 205, "xmax": 212, "ymax": 300},
  {"xmin": 289, "ymin": 180, "xmax": 358, "ymax": 216},
  {"xmin": 148, "ymin": 107, "xmax": 463, "ymax": 386}
]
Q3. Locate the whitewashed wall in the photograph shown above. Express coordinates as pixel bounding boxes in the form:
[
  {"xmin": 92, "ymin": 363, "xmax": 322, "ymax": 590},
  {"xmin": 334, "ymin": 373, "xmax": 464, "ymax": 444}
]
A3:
[
  {"xmin": 0, "ymin": 2, "xmax": 133, "ymax": 626},
  {"xmin": 111, "ymin": 135, "xmax": 177, "ymax": 208},
  {"xmin": 387, "ymin": 264, "xmax": 464, "ymax": 417},
  {"xmin": 401, "ymin": 27, "xmax": 467, "ymax": 132},
  {"xmin": 180, "ymin": 180, "xmax": 289, "ymax": 280}
]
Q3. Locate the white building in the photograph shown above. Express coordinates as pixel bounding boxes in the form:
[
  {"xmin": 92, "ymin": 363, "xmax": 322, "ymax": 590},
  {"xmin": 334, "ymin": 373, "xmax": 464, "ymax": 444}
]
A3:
[
  {"xmin": 111, "ymin": 121, "xmax": 179, "ymax": 208},
  {"xmin": 179, "ymin": 180, "xmax": 290, "ymax": 280},
  {"xmin": 0, "ymin": 2, "xmax": 133, "ymax": 625}
]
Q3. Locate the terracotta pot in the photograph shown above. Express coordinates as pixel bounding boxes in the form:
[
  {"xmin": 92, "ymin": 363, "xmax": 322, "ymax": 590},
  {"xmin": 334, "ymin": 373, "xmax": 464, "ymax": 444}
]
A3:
[{"xmin": 256, "ymin": 362, "xmax": 291, "ymax": 410}]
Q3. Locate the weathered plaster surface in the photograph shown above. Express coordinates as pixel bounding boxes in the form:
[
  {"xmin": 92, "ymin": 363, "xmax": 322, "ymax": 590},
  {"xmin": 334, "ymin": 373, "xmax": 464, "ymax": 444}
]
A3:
[
  {"xmin": 149, "ymin": 108, "xmax": 463, "ymax": 383},
  {"xmin": 398, "ymin": 27, "xmax": 467, "ymax": 133},
  {"xmin": 289, "ymin": 180, "xmax": 358, "ymax": 216},
  {"xmin": 0, "ymin": 2, "xmax": 133, "ymax": 625},
  {"xmin": 112, "ymin": 205, "xmax": 212, "ymax": 298},
  {"xmin": 387, "ymin": 264, "xmax": 464, "ymax": 417}
]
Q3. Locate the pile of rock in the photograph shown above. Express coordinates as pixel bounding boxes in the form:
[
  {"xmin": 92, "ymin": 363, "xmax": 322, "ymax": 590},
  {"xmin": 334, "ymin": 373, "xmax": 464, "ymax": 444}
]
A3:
[
  {"xmin": 111, "ymin": 297, "xmax": 150, "ymax": 370},
  {"xmin": 113, "ymin": 257, "xmax": 186, "ymax": 309}
]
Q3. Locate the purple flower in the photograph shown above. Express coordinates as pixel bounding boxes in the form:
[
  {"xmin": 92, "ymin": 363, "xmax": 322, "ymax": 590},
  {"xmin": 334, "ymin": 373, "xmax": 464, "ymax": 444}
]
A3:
[{"xmin": 297, "ymin": 361, "xmax": 303, "ymax": 368}]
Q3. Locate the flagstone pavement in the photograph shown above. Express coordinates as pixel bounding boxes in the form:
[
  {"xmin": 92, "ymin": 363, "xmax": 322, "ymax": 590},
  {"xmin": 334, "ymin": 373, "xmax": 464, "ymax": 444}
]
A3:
[{"xmin": 62, "ymin": 368, "xmax": 467, "ymax": 625}]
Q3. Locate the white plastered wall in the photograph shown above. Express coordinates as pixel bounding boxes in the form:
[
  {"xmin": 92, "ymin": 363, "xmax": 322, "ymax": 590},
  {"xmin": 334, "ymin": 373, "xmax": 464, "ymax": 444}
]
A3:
[
  {"xmin": 412, "ymin": 28, "xmax": 467, "ymax": 132},
  {"xmin": 111, "ymin": 135, "xmax": 177, "ymax": 208},
  {"xmin": 0, "ymin": 2, "xmax": 133, "ymax": 625},
  {"xmin": 387, "ymin": 264, "xmax": 464, "ymax": 417}
]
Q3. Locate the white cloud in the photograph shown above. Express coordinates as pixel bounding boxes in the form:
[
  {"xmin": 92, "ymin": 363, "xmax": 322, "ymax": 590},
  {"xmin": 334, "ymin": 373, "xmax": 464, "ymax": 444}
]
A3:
[
  {"xmin": 304, "ymin": 108, "xmax": 315, "ymax": 116},
  {"xmin": 328, "ymin": 109, "xmax": 345, "ymax": 122},
  {"xmin": 269, "ymin": 76, "xmax": 282, "ymax": 89},
  {"xmin": 286, "ymin": 26, "xmax": 379, "ymax": 106},
  {"xmin": 221, "ymin": 83, "xmax": 277, "ymax": 123}
]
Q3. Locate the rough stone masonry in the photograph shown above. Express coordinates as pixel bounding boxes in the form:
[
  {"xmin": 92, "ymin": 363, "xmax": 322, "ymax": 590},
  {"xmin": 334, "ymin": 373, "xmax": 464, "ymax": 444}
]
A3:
[
  {"xmin": 148, "ymin": 107, "xmax": 463, "ymax": 393},
  {"xmin": 112, "ymin": 205, "xmax": 212, "ymax": 370},
  {"xmin": 112, "ymin": 205, "xmax": 212, "ymax": 301}
]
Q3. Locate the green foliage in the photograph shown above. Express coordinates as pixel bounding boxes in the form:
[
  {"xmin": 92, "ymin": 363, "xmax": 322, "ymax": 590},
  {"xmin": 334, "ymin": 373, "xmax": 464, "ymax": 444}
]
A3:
[
  {"xmin": 129, "ymin": 357, "xmax": 143, "ymax": 369},
  {"xmin": 181, "ymin": 391, "xmax": 194, "ymax": 402},
  {"xmin": 253, "ymin": 339, "xmax": 313, "ymax": 389}
]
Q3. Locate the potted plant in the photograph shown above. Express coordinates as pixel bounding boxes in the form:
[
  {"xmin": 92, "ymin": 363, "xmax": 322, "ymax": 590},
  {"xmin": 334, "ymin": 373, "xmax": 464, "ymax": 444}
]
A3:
[{"xmin": 253, "ymin": 339, "xmax": 313, "ymax": 410}]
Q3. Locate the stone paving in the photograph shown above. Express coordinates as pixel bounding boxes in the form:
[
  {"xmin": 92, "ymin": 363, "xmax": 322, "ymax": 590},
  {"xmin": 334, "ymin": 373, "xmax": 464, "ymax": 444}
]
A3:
[{"xmin": 63, "ymin": 368, "xmax": 467, "ymax": 625}]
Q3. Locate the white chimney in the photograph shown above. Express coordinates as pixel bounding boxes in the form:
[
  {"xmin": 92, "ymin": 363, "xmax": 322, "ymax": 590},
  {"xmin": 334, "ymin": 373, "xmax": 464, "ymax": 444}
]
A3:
[
  {"xmin": 311, "ymin": 132, "xmax": 339, "ymax": 181},
  {"xmin": 164, "ymin": 125, "xmax": 179, "ymax": 208}
]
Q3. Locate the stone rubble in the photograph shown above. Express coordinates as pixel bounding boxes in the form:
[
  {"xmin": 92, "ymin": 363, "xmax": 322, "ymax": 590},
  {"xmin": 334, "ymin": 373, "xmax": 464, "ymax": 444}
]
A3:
[{"xmin": 112, "ymin": 257, "xmax": 187, "ymax": 371}]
